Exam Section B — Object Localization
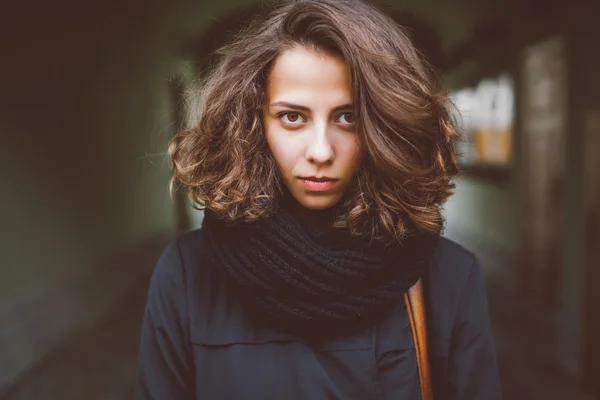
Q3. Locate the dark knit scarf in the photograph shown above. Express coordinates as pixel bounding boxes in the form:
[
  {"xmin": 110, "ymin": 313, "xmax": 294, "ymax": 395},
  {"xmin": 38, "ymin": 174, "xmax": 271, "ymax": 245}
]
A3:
[{"xmin": 202, "ymin": 194, "xmax": 440, "ymax": 335}]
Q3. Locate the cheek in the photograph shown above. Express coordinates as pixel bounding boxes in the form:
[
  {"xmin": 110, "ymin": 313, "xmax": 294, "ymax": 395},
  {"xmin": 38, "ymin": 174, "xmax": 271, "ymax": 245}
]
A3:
[
  {"xmin": 266, "ymin": 129, "xmax": 296, "ymax": 173},
  {"xmin": 340, "ymin": 136, "xmax": 363, "ymax": 170}
]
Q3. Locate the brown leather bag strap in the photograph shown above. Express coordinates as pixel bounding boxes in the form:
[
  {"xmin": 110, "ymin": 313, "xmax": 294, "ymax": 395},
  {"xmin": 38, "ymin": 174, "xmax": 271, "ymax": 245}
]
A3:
[{"xmin": 404, "ymin": 278, "xmax": 433, "ymax": 400}]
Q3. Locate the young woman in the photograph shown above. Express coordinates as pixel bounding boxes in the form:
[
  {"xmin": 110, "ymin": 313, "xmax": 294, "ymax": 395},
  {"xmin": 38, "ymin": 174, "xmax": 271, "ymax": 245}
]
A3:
[{"xmin": 135, "ymin": 0, "xmax": 502, "ymax": 398}]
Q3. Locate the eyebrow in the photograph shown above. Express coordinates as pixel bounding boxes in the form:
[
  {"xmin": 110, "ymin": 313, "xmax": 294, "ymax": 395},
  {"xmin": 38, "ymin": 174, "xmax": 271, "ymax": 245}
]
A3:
[{"xmin": 270, "ymin": 101, "xmax": 353, "ymax": 113}]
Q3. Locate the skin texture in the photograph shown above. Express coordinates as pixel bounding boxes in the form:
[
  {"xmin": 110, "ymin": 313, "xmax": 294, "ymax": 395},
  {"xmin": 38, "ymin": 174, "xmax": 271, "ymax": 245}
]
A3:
[{"xmin": 263, "ymin": 45, "xmax": 364, "ymax": 210}]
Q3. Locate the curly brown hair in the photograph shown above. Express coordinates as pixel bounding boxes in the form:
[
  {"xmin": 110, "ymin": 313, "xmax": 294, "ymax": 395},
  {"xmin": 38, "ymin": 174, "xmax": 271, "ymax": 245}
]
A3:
[{"xmin": 170, "ymin": 0, "xmax": 459, "ymax": 242}]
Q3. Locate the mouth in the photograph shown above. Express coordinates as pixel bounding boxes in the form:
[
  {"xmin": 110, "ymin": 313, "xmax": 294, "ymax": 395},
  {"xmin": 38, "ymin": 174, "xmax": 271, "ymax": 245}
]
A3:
[{"xmin": 297, "ymin": 176, "xmax": 340, "ymax": 192}]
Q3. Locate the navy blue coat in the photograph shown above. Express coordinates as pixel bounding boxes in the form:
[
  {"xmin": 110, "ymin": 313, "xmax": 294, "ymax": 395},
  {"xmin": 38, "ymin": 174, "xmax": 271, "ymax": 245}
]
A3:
[{"xmin": 135, "ymin": 228, "xmax": 502, "ymax": 399}]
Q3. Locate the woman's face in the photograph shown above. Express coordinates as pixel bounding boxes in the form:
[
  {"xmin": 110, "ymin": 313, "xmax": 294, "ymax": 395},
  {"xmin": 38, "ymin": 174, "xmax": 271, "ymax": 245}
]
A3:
[{"xmin": 263, "ymin": 46, "xmax": 363, "ymax": 210}]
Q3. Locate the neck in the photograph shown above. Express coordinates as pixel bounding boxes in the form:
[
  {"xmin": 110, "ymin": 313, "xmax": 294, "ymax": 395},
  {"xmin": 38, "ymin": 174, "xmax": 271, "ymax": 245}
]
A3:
[{"xmin": 278, "ymin": 189, "xmax": 338, "ymax": 226}]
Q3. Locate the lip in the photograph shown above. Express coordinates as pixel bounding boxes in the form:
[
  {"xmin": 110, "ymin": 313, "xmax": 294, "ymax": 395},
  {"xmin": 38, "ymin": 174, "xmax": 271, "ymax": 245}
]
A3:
[{"xmin": 298, "ymin": 176, "xmax": 339, "ymax": 192}]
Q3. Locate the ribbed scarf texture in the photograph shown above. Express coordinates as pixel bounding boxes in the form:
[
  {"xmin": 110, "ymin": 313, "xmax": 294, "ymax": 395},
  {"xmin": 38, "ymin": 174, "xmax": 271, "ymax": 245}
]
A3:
[{"xmin": 202, "ymin": 194, "xmax": 440, "ymax": 335}]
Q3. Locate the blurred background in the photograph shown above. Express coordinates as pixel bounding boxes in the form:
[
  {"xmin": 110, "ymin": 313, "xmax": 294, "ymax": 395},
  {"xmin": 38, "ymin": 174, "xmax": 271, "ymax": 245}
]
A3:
[{"xmin": 1, "ymin": 0, "xmax": 599, "ymax": 398}]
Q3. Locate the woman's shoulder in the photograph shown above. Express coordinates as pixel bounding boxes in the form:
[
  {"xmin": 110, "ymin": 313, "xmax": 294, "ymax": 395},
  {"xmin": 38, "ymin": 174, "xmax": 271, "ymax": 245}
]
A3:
[
  {"xmin": 150, "ymin": 228, "xmax": 209, "ymax": 277},
  {"xmin": 148, "ymin": 227, "xmax": 223, "ymax": 305},
  {"xmin": 155, "ymin": 230, "xmax": 482, "ymax": 290},
  {"xmin": 429, "ymin": 236, "xmax": 480, "ymax": 281},
  {"xmin": 425, "ymin": 237, "xmax": 490, "ymax": 339},
  {"xmin": 170, "ymin": 226, "xmax": 210, "ymax": 268},
  {"xmin": 149, "ymin": 230, "xmax": 490, "ymax": 340},
  {"xmin": 152, "ymin": 230, "xmax": 484, "ymax": 300}
]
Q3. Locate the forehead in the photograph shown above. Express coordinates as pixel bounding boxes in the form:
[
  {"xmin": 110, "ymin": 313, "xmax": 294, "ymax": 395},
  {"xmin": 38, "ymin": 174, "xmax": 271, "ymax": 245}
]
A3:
[{"xmin": 266, "ymin": 46, "xmax": 352, "ymax": 103}]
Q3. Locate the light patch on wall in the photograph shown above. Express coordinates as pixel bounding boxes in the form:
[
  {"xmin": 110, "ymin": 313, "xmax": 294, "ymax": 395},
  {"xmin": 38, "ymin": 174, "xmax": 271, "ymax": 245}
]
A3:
[{"xmin": 451, "ymin": 74, "xmax": 515, "ymax": 168}]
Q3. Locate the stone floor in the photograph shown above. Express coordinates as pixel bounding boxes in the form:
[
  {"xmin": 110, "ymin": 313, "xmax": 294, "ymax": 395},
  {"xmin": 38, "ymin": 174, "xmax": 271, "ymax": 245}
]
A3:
[
  {"xmin": 1, "ymin": 246, "xmax": 595, "ymax": 400},
  {"xmin": 486, "ymin": 278, "xmax": 592, "ymax": 400},
  {"xmin": 0, "ymin": 281, "xmax": 147, "ymax": 400}
]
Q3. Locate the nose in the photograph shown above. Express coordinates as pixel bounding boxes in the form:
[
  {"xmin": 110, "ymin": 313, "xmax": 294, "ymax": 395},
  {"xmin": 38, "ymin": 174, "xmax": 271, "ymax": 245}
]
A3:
[{"xmin": 305, "ymin": 124, "xmax": 334, "ymax": 165}]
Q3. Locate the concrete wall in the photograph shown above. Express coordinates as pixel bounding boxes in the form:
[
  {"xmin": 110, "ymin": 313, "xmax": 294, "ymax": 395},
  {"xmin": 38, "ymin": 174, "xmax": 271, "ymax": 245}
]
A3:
[
  {"xmin": 0, "ymin": 0, "xmax": 260, "ymax": 390},
  {"xmin": 0, "ymin": 3, "xmax": 180, "ymax": 391},
  {"xmin": 561, "ymin": 3, "xmax": 600, "ymax": 387},
  {"xmin": 443, "ymin": 2, "xmax": 600, "ymax": 392},
  {"xmin": 442, "ymin": 65, "xmax": 523, "ymax": 286},
  {"xmin": 444, "ymin": 175, "xmax": 520, "ymax": 274}
]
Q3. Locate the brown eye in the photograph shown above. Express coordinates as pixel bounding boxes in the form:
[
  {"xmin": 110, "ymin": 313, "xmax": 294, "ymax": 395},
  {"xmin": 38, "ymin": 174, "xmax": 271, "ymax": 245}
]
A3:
[
  {"xmin": 280, "ymin": 112, "xmax": 304, "ymax": 124},
  {"xmin": 339, "ymin": 112, "xmax": 354, "ymax": 124}
]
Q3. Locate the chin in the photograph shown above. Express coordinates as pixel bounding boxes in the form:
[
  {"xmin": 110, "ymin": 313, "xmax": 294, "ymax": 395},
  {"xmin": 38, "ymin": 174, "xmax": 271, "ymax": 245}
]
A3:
[{"xmin": 294, "ymin": 193, "xmax": 342, "ymax": 210}]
